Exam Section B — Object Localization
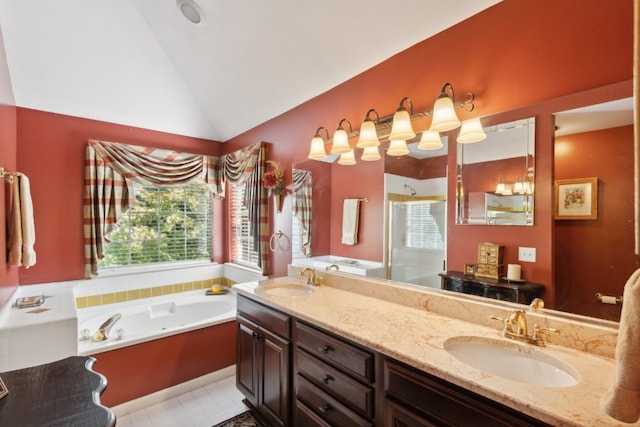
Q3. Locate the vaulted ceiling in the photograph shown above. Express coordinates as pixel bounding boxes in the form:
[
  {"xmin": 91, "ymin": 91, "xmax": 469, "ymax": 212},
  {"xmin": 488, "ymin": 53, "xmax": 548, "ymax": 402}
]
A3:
[{"xmin": 0, "ymin": 0, "xmax": 500, "ymax": 141}]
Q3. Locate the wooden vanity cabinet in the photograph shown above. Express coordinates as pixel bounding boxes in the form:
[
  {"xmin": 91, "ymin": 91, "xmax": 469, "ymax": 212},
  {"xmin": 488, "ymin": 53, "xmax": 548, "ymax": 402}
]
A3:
[
  {"xmin": 293, "ymin": 320, "xmax": 375, "ymax": 427},
  {"xmin": 236, "ymin": 295, "xmax": 291, "ymax": 427},
  {"xmin": 380, "ymin": 358, "xmax": 551, "ymax": 427}
]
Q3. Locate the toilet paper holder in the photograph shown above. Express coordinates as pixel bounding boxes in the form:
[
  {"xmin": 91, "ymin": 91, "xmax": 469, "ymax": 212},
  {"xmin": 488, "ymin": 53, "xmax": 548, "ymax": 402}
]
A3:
[{"xmin": 595, "ymin": 292, "xmax": 623, "ymax": 305}]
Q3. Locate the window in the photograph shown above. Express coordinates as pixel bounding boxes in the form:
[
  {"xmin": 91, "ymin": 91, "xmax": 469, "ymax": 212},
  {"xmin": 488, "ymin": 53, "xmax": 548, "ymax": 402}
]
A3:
[
  {"xmin": 405, "ymin": 200, "xmax": 445, "ymax": 250},
  {"xmin": 99, "ymin": 181, "xmax": 212, "ymax": 269},
  {"xmin": 229, "ymin": 182, "xmax": 260, "ymax": 268}
]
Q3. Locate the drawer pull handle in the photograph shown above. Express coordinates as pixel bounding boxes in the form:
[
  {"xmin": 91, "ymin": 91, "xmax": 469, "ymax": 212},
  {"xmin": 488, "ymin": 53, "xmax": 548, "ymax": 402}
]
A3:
[
  {"xmin": 318, "ymin": 375, "xmax": 331, "ymax": 384},
  {"xmin": 318, "ymin": 404, "xmax": 331, "ymax": 414},
  {"xmin": 318, "ymin": 345, "xmax": 333, "ymax": 354}
]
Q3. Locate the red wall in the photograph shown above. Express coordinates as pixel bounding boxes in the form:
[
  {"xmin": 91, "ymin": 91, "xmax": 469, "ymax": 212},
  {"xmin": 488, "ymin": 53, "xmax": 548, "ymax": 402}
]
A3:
[
  {"xmin": 15, "ymin": 109, "xmax": 223, "ymax": 284},
  {"xmin": 554, "ymin": 125, "xmax": 638, "ymax": 320},
  {"xmin": 224, "ymin": 0, "xmax": 633, "ymax": 300},
  {"xmin": 0, "ymin": 26, "xmax": 17, "ymax": 306}
]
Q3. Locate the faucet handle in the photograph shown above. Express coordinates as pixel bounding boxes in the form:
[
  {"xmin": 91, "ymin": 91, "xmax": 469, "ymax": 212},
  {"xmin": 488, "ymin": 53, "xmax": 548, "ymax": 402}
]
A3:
[{"xmin": 532, "ymin": 324, "xmax": 560, "ymax": 346}]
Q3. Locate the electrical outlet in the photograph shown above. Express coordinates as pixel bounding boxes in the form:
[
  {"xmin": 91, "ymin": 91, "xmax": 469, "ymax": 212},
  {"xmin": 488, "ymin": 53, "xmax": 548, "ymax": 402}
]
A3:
[{"xmin": 518, "ymin": 247, "xmax": 536, "ymax": 262}]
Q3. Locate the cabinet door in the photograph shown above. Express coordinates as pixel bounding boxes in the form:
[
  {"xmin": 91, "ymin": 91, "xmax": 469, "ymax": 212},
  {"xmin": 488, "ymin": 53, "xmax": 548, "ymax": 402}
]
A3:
[
  {"xmin": 259, "ymin": 327, "xmax": 290, "ymax": 427},
  {"xmin": 236, "ymin": 316, "xmax": 260, "ymax": 408},
  {"xmin": 383, "ymin": 398, "xmax": 438, "ymax": 427}
]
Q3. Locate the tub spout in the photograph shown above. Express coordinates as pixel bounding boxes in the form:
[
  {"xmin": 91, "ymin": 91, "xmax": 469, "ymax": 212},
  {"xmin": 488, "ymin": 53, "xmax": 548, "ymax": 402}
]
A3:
[{"xmin": 92, "ymin": 313, "xmax": 122, "ymax": 342}]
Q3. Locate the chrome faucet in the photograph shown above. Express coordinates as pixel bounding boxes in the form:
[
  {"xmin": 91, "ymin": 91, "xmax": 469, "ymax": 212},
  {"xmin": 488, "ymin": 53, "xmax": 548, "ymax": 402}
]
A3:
[
  {"xmin": 325, "ymin": 264, "xmax": 339, "ymax": 272},
  {"xmin": 92, "ymin": 313, "xmax": 122, "ymax": 342},
  {"xmin": 490, "ymin": 309, "xmax": 560, "ymax": 347},
  {"xmin": 301, "ymin": 268, "xmax": 321, "ymax": 286}
]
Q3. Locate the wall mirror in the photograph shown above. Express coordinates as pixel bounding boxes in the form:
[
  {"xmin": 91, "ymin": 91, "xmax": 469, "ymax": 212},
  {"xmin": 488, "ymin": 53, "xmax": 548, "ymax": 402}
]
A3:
[{"xmin": 456, "ymin": 117, "xmax": 536, "ymax": 225}]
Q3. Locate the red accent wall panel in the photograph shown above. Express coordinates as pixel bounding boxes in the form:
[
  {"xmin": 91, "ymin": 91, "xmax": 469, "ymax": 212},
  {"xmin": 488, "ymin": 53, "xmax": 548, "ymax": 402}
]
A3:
[
  {"xmin": 15, "ymin": 109, "xmax": 222, "ymax": 285},
  {"xmin": 554, "ymin": 125, "xmax": 639, "ymax": 320},
  {"xmin": 93, "ymin": 322, "xmax": 236, "ymax": 407}
]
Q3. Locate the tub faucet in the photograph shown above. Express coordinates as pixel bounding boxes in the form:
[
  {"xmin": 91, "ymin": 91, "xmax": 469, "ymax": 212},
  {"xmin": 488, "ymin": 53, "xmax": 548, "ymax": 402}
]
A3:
[
  {"xmin": 92, "ymin": 313, "xmax": 122, "ymax": 342},
  {"xmin": 325, "ymin": 264, "xmax": 339, "ymax": 272}
]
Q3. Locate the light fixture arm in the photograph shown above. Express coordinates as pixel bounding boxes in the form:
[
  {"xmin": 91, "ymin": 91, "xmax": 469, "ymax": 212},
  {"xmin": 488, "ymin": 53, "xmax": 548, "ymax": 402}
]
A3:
[
  {"xmin": 337, "ymin": 118, "xmax": 353, "ymax": 134},
  {"xmin": 363, "ymin": 108, "xmax": 380, "ymax": 124},
  {"xmin": 397, "ymin": 97, "xmax": 414, "ymax": 114},
  {"xmin": 314, "ymin": 126, "xmax": 330, "ymax": 140}
]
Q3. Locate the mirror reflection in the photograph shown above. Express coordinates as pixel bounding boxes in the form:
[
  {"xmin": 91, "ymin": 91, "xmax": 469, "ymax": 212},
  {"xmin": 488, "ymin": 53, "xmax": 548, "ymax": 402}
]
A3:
[{"xmin": 456, "ymin": 118, "xmax": 535, "ymax": 226}]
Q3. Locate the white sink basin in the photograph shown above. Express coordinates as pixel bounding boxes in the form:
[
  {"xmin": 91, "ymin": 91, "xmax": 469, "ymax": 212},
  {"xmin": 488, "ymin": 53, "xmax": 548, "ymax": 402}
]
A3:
[
  {"xmin": 444, "ymin": 337, "xmax": 579, "ymax": 387},
  {"xmin": 256, "ymin": 282, "xmax": 316, "ymax": 297}
]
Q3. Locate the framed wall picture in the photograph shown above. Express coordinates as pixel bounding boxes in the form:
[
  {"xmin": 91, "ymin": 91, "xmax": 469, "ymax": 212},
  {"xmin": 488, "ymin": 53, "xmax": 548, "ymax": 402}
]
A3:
[{"xmin": 554, "ymin": 177, "xmax": 598, "ymax": 220}]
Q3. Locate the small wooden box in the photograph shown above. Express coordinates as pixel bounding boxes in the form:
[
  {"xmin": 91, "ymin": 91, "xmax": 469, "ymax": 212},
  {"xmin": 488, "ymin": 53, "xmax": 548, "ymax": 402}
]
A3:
[{"xmin": 475, "ymin": 242, "xmax": 504, "ymax": 279}]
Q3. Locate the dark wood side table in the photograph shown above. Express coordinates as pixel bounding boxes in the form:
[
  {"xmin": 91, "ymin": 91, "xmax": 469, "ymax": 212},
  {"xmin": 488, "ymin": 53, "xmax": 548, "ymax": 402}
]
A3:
[
  {"xmin": 439, "ymin": 271, "xmax": 545, "ymax": 305},
  {"xmin": 0, "ymin": 355, "xmax": 115, "ymax": 427}
]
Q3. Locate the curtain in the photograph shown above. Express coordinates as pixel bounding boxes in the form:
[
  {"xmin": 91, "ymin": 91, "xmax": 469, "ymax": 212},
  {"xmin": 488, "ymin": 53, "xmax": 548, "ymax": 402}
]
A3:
[
  {"xmin": 292, "ymin": 168, "xmax": 312, "ymax": 256},
  {"xmin": 83, "ymin": 140, "xmax": 225, "ymax": 278},
  {"xmin": 224, "ymin": 142, "xmax": 270, "ymax": 275}
]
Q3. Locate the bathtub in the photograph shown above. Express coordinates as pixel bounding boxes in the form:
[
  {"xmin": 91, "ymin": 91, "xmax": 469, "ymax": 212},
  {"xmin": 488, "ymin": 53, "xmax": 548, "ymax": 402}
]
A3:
[{"xmin": 77, "ymin": 288, "xmax": 237, "ymax": 356}]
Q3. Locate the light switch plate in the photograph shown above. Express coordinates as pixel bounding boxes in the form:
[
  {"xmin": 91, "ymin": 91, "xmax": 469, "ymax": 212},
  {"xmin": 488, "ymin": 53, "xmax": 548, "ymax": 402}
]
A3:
[{"xmin": 518, "ymin": 247, "xmax": 536, "ymax": 262}]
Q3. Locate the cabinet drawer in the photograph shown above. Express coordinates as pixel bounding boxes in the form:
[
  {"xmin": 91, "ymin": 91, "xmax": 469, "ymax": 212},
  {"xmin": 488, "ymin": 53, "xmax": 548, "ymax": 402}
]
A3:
[
  {"xmin": 294, "ymin": 321, "xmax": 374, "ymax": 383},
  {"xmin": 383, "ymin": 359, "xmax": 549, "ymax": 427},
  {"xmin": 237, "ymin": 295, "xmax": 290, "ymax": 339},
  {"xmin": 296, "ymin": 348, "xmax": 374, "ymax": 419},
  {"xmin": 296, "ymin": 375, "xmax": 372, "ymax": 427},
  {"xmin": 295, "ymin": 399, "xmax": 331, "ymax": 427}
]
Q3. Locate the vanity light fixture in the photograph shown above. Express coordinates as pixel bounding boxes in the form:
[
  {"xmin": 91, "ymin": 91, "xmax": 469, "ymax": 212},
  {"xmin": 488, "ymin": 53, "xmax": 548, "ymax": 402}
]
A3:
[
  {"xmin": 361, "ymin": 145, "xmax": 381, "ymax": 161},
  {"xmin": 356, "ymin": 109, "xmax": 381, "ymax": 148},
  {"xmin": 496, "ymin": 179, "xmax": 506, "ymax": 194},
  {"xmin": 417, "ymin": 130, "xmax": 443, "ymax": 150},
  {"xmin": 513, "ymin": 177, "xmax": 525, "ymax": 194},
  {"xmin": 389, "ymin": 97, "xmax": 416, "ymax": 140},
  {"xmin": 338, "ymin": 149, "xmax": 357, "ymax": 165},
  {"xmin": 307, "ymin": 127, "xmax": 330, "ymax": 160},
  {"xmin": 457, "ymin": 117, "xmax": 487, "ymax": 143},
  {"xmin": 430, "ymin": 82, "xmax": 463, "ymax": 132},
  {"xmin": 331, "ymin": 119, "xmax": 353, "ymax": 154}
]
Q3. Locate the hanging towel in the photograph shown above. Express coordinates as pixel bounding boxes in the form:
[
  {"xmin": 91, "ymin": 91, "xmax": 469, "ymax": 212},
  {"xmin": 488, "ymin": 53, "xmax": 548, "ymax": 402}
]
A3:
[
  {"xmin": 8, "ymin": 174, "xmax": 36, "ymax": 268},
  {"xmin": 601, "ymin": 268, "xmax": 640, "ymax": 423},
  {"xmin": 341, "ymin": 199, "xmax": 360, "ymax": 245}
]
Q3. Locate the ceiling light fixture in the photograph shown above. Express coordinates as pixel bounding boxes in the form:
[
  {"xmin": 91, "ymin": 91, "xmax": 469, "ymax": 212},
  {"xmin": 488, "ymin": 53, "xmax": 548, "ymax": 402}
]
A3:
[{"xmin": 177, "ymin": 0, "xmax": 205, "ymax": 24}]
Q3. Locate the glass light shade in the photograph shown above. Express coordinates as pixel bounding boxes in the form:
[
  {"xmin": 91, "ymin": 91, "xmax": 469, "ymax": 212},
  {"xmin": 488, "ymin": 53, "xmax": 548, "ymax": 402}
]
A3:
[
  {"xmin": 457, "ymin": 118, "xmax": 487, "ymax": 143},
  {"xmin": 308, "ymin": 135, "xmax": 327, "ymax": 159},
  {"xmin": 514, "ymin": 178, "xmax": 524, "ymax": 194},
  {"xmin": 389, "ymin": 110, "xmax": 416, "ymax": 140},
  {"xmin": 331, "ymin": 128, "xmax": 351, "ymax": 154},
  {"xmin": 417, "ymin": 130, "xmax": 443, "ymax": 150},
  {"xmin": 387, "ymin": 139, "xmax": 409, "ymax": 156},
  {"xmin": 430, "ymin": 96, "xmax": 461, "ymax": 132},
  {"xmin": 495, "ymin": 179, "xmax": 506, "ymax": 194},
  {"xmin": 356, "ymin": 119, "xmax": 380, "ymax": 148},
  {"xmin": 361, "ymin": 145, "xmax": 381, "ymax": 161},
  {"xmin": 338, "ymin": 149, "xmax": 356, "ymax": 165}
]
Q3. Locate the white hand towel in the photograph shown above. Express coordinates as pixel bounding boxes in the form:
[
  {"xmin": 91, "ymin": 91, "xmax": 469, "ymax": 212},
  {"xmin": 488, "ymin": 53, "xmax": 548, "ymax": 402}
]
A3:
[
  {"xmin": 7, "ymin": 177, "xmax": 22, "ymax": 266},
  {"xmin": 601, "ymin": 268, "xmax": 640, "ymax": 423},
  {"xmin": 341, "ymin": 199, "xmax": 360, "ymax": 245},
  {"xmin": 19, "ymin": 174, "xmax": 36, "ymax": 268}
]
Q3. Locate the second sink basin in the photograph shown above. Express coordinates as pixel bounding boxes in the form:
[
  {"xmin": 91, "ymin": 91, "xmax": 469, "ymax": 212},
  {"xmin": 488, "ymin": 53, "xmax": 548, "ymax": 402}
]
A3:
[
  {"xmin": 256, "ymin": 282, "xmax": 316, "ymax": 297},
  {"xmin": 444, "ymin": 336, "xmax": 579, "ymax": 387}
]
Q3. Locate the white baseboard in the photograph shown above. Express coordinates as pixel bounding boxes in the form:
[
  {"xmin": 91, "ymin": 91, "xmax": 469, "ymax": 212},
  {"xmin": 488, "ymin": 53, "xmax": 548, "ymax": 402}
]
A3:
[{"xmin": 111, "ymin": 365, "xmax": 236, "ymax": 417}]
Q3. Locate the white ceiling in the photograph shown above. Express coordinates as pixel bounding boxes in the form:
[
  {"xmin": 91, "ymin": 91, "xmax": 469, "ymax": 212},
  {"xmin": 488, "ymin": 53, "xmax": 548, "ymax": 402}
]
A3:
[
  {"xmin": 0, "ymin": 0, "xmax": 500, "ymax": 142},
  {"xmin": 554, "ymin": 97, "xmax": 635, "ymax": 137}
]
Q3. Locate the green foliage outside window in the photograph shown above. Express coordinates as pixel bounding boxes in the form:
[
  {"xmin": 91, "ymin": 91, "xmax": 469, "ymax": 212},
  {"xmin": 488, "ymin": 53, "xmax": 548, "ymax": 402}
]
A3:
[{"xmin": 99, "ymin": 182, "xmax": 212, "ymax": 268}]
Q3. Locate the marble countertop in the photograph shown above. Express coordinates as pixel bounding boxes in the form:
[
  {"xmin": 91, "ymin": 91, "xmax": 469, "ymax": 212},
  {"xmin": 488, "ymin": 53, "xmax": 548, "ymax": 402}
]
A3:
[{"xmin": 235, "ymin": 275, "xmax": 632, "ymax": 427}]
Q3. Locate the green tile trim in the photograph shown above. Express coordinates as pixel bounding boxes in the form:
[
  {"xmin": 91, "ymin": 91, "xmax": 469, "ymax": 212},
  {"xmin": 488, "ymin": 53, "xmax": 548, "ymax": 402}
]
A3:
[{"xmin": 76, "ymin": 277, "xmax": 232, "ymax": 309}]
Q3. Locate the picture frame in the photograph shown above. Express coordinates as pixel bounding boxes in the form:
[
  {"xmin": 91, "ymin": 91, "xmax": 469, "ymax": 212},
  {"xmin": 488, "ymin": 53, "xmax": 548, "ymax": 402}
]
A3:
[
  {"xmin": 554, "ymin": 177, "xmax": 598, "ymax": 220},
  {"xmin": 464, "ymin": 263, "xmax": 476, "ymax": 276},
  {"xmin": 0, "ymin": 375, "xmax": 8, "ymax": 400}
]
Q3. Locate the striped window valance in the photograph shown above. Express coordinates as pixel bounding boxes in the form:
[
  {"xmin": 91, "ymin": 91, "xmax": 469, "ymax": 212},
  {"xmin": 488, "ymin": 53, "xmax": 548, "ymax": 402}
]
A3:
[
  {"xmin": 292, "ymin": 168, "xmax": 312, "ymax": 256},
  {"xmin": 83, "ymin": 140, "xmax": 269, "ymax": 278}
]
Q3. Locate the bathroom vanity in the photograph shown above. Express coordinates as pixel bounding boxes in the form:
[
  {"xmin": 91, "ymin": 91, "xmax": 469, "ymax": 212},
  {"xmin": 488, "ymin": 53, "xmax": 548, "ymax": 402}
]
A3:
[
  {"xmin": 0, "ymin": 356, "xmax": 115, "ymax": 426},
  {"xmin": 235, "ymin": 274, "xmax": 620, "ymax": 426}
]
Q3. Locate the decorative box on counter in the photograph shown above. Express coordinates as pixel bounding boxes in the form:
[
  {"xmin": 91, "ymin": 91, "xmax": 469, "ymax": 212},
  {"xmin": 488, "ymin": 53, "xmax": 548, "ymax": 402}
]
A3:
[{"xmin": 475, "ymin": 242, "xmax": 503, "ymax": 280}]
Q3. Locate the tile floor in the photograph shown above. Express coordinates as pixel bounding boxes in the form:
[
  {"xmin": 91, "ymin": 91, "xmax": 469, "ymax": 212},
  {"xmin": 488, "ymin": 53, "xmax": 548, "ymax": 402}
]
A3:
[{"xmin": 114, "ymin": 374, "xmax": 249, "ymax": 427}]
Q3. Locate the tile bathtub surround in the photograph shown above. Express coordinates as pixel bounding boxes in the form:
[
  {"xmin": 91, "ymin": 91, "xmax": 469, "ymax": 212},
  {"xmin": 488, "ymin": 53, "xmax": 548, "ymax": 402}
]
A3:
[
  {"xmin": 287, "ymin": 266, "xmax": 619, "ymax": 359},
  {"xmin": 75, "ymin": 277, "xmax": 236, "ymax": 309}
]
